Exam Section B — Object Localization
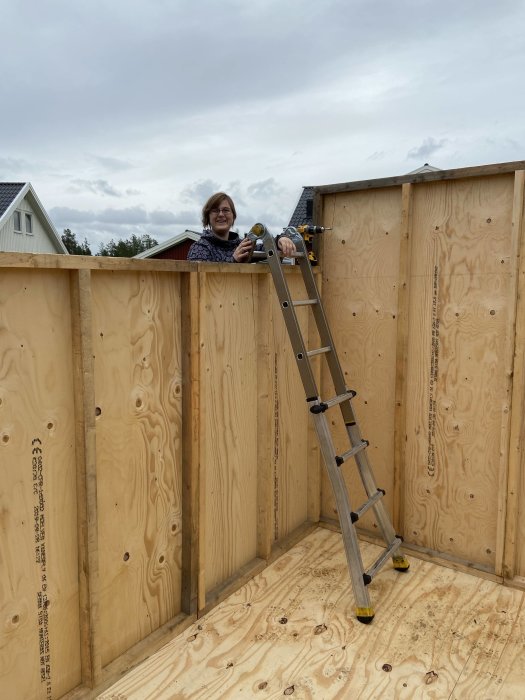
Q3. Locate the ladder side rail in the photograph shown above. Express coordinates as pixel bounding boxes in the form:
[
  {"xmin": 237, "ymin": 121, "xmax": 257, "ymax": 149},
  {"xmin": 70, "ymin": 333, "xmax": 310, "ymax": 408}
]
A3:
[
  {"xmin": 261, "ymin": 231, "xmax": 320, "ymax": 400},
  {"xmin": 249, "ymin": 222, "xmax": 409, "ymax": 622},
  {"xmin": 347, "ymin": 423, "xmax": 398, "ymax": 544},
  {"xmin": 292, "ymin": 231, "xmax": 399, "ymax": 550},
  {"xmin": 312, "ymin": 410, "xmax": 372, "ymax": 612},
  {"xmin": 295, "ymin": 250, "xmax": 358, "ymax": 430},
  {"xmin": 292, "ymin": 235, "xmax": 399, "ymax": 550}
]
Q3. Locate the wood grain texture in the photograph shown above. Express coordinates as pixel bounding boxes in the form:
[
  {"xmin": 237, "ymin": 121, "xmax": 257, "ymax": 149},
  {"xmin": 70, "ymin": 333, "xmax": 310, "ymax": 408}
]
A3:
[
  {"xmin": 270, "ymin": 273, "xmax": 310, "ymax": 542},
  {"xmin": 0, "ymin": 269, "xmax": 81, "ymax": 699},
  {"xmin": 256, "ymin": 273, "xmax": 273, "ymax": 560},
  {"xmin": 505, "ymin": 170, "xmax": 525, "ymax": 580},
  {"xmin": 495, "ymin": 169, "xmax": 525, "ymax": 575},
  {"xmin": 393, "ymin": 183, "xmax": 414, "ymax": 533},
  {"xmin": 320, "ymin": 188, "xmax": 403, "ymax": 532},
  {"xmin": 181, "ymin": 272, "xmax": 200, "ymax": 615},
  {"xmin": 315, "ymin": 159, "xmax": 525, "ymax": 196},
  {"xmin": 91, "ymin": 270, "xmax": 183, "ymax": 668},
  {"xmin": 201, "ymin": 273, "xmax": 259, "ymax": 593},
  {"xmin": 98, "ymin": 527, "xmax": 525, "ymax": 700},
  {"xmin": 70, "ymin": 268, "xmax": 101, "ymax": 686},
  {"xmin": 404, "ymin": 176, "xmax": 515, "ymax": 569}
]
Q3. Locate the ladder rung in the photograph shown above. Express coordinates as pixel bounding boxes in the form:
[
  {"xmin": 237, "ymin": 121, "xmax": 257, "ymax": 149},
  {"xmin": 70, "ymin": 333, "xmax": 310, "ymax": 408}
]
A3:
[
  {"xmin": 310, "ymin": 390, "xmax": 356, "ymax": 414},
  {"xmin": 292, "ymin": 299, "xmax": 318, "ymax": 307},
  {"xmin": 363, "ymin": 537, "xmax": 403, "ymax": 584},
  {"xmin": 350, "ymin": 489, "xmax": 385, "ymax": 523},
  {"xmin": 335, "ymin": 440, "xmax": 369, "ymax": 466},
  {"xmin": 307, "ymin": 346, "xmax": 331, "ymax": 358}
]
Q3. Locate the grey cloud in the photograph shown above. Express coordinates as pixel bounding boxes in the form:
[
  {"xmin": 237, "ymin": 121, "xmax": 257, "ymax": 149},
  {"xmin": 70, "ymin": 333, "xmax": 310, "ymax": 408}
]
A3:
[
  {"xmin": 485, "ymin": 136, "xmax": 521, "ymax": 150},
  {"xmin": 2, "ymin": 0, "xmax": 524, "ymax": 251},
  {"xmin": 247, "ymin": 178, "xmax": 281, "ymax": 199},
  {"xmin": 50, "ymin": 207, "xmax": 90, "ymax": 224},
  {"xmin": 0, "ymin": 156, "xmax": 32, "ymax": 174},
  {"xmin": 407, "ymin": 138, "xmax": 448, "ymax": 160},
  {"xmin": 149, "ymin": 209, "xmax": 198, "ymax": 225},
  {"xmin": 98, "ymin": 207, "xmax": 149, "ymax": 224},
  {"xmin": 89, "ymin": 154, "xmax": 134, "ymax": 171},
  {"xmin": 181, "ymin": 180, "xmax": 220, "ymax": 204},
  {"xmin": 237, "ymin": 209, "xmax": 286, "ymax": 228},
  {"xmin": 225, "ymin": 181, "xmax": 246, "ymax": 207},
  {"xmin": 8, "ymin": 0, "xmax": 517, "ymax": 147},
  {"xmin": 70, "ymin": 179, "xmax": 123, "ymax": 197},
  {"xmin": 50, "ymin": 205, "xmax": 198, "ymax": 228}
]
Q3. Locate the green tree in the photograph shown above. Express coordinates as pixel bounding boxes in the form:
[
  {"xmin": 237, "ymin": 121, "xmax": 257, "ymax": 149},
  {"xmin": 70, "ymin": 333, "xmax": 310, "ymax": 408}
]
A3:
[
  {"xmin": 98, "ymin": 233, "xmax": 158, "ymax": 257},
  {"xmin": 62, "ymin": 229, "xmax": 92, "ymax": 255}
]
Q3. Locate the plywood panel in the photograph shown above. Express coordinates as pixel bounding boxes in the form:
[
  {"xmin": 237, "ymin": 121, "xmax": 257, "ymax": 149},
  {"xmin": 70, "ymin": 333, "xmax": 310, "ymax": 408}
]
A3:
[
  {"xmin": 320, "ymin": 188, "xmax": 403, "ymax": 531},
  {"xmin": 507, "ymin": 171, "xmax": 525, "ymax": 580},
  {"xmin": 404, "ymin": 175, "xmax": 515, "ymax": 568},
  {"xmin": 270, "ymin": 273, "xmax": 310, "ymax": 541},
  {"xmin": 98, "ymin": 527, "xmax": 525, "ymax": 700},
  {"xmin": 92, "ymin": 271, "xmax": 183, "ymax": 667},
  {"xmin": 202, "ymin": 274, "xmax": 259, "ymax": 592},
  {"xmin": 0, "ymin": 269, "xmax": 81, "ymax": 699}
]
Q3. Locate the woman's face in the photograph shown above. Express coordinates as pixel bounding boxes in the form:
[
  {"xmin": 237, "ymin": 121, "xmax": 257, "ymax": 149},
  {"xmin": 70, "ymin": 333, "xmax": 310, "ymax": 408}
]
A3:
[{"xmin": 209, "ymin": 198, "xmax": 234, "ymax": 238}]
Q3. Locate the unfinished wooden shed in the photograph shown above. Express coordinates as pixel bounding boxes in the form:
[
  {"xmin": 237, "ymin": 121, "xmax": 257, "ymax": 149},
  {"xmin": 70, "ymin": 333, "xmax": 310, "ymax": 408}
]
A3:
[{"xmin": 1, "ymin": 160, "xmax": 525, "ymax": 699}]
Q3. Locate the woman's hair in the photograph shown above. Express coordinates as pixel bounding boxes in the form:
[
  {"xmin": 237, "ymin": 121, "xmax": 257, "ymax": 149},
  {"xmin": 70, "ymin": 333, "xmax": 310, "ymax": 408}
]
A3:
[{"xmin": 202, "ymin": 192, "xmax": 237, "ymax": 228}]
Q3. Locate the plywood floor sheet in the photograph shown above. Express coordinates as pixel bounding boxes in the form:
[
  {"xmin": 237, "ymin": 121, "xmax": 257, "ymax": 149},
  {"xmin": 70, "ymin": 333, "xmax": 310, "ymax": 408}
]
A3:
[{"xmin": 98, "ymin": 528, "xmax": 525, "ymax": 699}]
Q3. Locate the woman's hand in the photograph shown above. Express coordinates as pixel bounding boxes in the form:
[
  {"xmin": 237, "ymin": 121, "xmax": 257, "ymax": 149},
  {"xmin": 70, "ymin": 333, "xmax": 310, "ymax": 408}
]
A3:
[
  {"xmin": 233, "ymin": 237, "xmax": 255, "ymax": 262},
  {"xmin": 277, "ymin": 236, "xmax": 296, "ymax": 257}
]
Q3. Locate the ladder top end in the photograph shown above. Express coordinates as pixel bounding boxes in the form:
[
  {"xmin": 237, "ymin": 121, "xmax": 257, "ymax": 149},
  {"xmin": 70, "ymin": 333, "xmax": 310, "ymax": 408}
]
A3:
[{"xmin": 249, "ymin": 223, "xmax": 267, "ymax": 237}]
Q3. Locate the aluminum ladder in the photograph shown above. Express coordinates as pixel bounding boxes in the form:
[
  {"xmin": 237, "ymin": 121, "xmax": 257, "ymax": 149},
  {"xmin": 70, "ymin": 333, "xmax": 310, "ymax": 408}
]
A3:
[{"xmin": 248, "ymin": 223, "xmax": 409, "ymax": 623}]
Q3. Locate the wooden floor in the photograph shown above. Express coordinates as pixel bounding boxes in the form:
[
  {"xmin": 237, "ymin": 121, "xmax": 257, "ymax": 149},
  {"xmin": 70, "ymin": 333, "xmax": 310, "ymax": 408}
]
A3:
[{"xmin": 98, "ymin": 528, "xmax": 525, "ymax": 699}]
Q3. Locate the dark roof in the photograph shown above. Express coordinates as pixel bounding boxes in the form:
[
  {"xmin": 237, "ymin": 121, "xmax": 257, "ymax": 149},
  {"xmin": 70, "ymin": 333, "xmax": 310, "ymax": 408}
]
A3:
[
  {"xmin": 288, "ymin": 186, "xmax": 314, "ymax": 227},
  {"xmin": 0, "ymin": 182, "xmax": 25, "ymax": 217}
]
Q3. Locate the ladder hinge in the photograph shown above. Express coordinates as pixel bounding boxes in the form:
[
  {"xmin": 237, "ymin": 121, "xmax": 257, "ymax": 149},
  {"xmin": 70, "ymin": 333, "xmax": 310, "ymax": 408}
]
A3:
[
  {"xmin": 363, "ymin": 573, "xmax": 372, "ymax": 586},
  {"xmin": 310, "ymin": 403, "xmax": 328, "ymax": 414},
  {"xmin": 350, "ymin": 511, "xmax": 359, "ymax": 524},
  {"xmin": 335, "ymin": 455, "xmax": 344, "ymax": 466}
]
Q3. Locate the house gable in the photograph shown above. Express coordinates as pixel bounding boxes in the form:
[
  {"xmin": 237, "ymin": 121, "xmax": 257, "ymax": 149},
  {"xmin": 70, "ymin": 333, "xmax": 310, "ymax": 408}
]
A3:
[{"xmin": 0, "ymin": 182, "xmax": 68, "ymax": 254}]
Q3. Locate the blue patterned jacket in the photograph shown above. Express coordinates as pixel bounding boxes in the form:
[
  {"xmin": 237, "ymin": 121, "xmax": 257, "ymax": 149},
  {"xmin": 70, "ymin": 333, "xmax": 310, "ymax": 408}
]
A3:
[{"xmin": 187, "ymin": 230, "xmax": 242, "ymax": 262}]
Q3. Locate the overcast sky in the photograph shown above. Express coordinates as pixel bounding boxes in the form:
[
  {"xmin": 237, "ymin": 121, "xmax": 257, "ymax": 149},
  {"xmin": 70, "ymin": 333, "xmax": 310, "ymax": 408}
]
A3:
[{"xmin": 1, "ymin": 0, "xmax": 524, "ymax": 251}]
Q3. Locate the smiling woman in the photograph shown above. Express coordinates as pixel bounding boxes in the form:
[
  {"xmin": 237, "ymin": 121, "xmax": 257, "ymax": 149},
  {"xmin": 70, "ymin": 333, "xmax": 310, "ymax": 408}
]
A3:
[{"xmin": 187, "ymin": 192, "xmax": 295, "ymax": 263}]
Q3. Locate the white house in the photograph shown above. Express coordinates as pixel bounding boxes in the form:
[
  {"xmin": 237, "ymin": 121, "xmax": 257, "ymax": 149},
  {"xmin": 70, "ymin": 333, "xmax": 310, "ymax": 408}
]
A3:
[{"xmin": 0, "ymin": 182, "xmax": 68, "ymax": 254}]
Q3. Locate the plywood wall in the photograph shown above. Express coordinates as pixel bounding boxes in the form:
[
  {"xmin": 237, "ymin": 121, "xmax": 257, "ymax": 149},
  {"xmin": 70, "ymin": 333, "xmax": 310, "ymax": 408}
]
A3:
[
  {"xmin": 0, "ymin": 269, "xmax": 81, "ymax": 699},
  {"xmin": 0, "ymin": 259, "xmax": 316, "ymax": 699},
  {"xmin": 198, "ymin": 270, "xmax": 312, "ymax": 594},
  {"xmin": 200, "ymin": 272, "xmax": 260, "ymax": 592},
  {"xmin": 404, "ymin": 176, "xmax": 515, "ymax": 570},
  {"xmin": 91, "ymin": 271, "xmax": 183, "ymax": 667},
  {"xmin": 2, "ymin": 161, "xmax": 525, "ymax": 698},
  {"xmin": 318, "ymin": 166, "xmax": 525, "ymax": 580},
  {"xmin": 319, "ymin": 187, "xmax": 402, "ymax": 532}
]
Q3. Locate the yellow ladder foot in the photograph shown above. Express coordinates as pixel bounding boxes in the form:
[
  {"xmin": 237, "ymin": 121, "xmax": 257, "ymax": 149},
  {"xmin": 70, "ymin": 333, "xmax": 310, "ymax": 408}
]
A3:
[
  {"xmin": 356, "ymin": 607, "xmax": 375, "ymax": 624},
  {"xmin": 392, "ymin": 555, "xmax": 410, "ymax": 572}
]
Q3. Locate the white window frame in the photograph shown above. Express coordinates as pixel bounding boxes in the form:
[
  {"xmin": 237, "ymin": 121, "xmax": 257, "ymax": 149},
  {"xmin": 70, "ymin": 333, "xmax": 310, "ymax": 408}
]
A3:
[
  {"xmin": 25, "ymin": 213, "xmax": 33, "ymax": 235},
  {"xmin": 13, "ymin": 210, "xmax": 22, "ymax": 232}
]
